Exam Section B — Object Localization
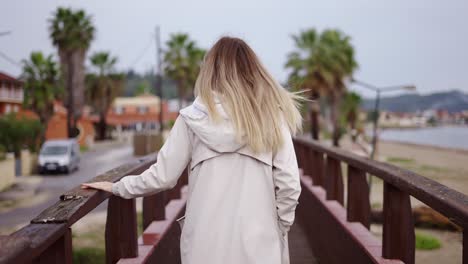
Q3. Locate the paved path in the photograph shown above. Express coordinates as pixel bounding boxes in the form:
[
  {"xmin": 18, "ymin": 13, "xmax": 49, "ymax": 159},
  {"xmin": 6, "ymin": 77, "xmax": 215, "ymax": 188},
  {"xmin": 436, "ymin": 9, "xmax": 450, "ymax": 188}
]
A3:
[
  {"xmin": 0, "ymin": 142, "xmax": 134, "ymax": 233},
  {"xmin": 289, "ymin": 220, "xmax": 318, "ymax": 264}
]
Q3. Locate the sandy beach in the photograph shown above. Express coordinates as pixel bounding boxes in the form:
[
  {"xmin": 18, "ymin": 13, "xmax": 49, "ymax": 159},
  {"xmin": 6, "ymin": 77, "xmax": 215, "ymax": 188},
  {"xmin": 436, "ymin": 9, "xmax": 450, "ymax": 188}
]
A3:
[
  {"xmin": 358, "ymin": 140, "xmax": 467, "ymax": 264},
  {"xmin": 377, "ymin": 140, "xmax": 468, "ymax": 196}
]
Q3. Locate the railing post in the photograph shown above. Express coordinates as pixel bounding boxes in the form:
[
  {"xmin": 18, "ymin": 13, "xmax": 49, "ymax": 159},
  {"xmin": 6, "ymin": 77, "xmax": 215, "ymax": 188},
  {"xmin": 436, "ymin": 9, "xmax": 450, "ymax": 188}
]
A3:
[
  {"xmin": 347, "ymin": 165, "xmax": 371, "ymax": 229},
  {"xmin": 311, "ymin": 150, "xmax": 324, "ymax": 186},
  {"xmin": 324, "ymin": 156, "xmax": 344, "ymax": 205},
  {"xmin": 169, "ymin": 168, "xmax": 188, "ymax": 200},
  {"xmin": 382, "ymin": 182, "xmax": 415, "ymax": 264},
  {"xmin": 143, "ymin": 192, "xmax": 167, "ymax": 229},
  {"xmin": 464, "ymin": 230, "xmax": 467, "ymax": 264},
  {"xmin": 35, "ymin": 227, "xmax": 72, "ymax": 264},
  {"xmin": 106, "ymin": 196, "xmax": 138, "ymax": 264}
]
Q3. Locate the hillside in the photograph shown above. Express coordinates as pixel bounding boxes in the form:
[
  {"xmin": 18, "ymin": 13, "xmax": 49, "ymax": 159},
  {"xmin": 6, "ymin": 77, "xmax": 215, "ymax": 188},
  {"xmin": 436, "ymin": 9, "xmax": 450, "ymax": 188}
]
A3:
[{"xmin": 361, "ymin": 90, "xmax": 468, "ymax": 113}]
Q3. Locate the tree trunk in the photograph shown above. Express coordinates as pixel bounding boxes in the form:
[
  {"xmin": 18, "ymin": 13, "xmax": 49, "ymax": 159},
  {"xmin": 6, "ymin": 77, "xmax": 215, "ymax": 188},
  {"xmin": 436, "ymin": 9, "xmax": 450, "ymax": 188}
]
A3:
[
  {"xmin": 350, "ymin": 113, "xmax": 357, "ymax": 142},
  {"xmin": 310, "ymin": 91, "xmax": 320, "ymax": 140},
  {"xmin": 330, "ymin": 93, "xmax": 341, "ymax": 147},
  {"xmin": 98, "ymin": 113, "xmax": 107, "ymax": 140},
  {"xmin": 66, "ymin": 52, "xmax": 75, "ymax": 138},
  {"xmin": 38, "ymin": 115, "xmax": 49, "ymax": 147}
]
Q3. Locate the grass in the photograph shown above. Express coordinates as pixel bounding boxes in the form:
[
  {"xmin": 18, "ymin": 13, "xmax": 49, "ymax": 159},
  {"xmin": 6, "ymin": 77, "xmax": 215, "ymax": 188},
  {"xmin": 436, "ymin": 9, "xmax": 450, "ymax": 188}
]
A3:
[
  {"xmin": 70, "ymin": 211, "xmax": 144, "ymax": 263},
  {"xmin": 386, "ymin": 157, "xmax": 415, "ymax": 164},
  {"xmin": 73, "ymin": 247, "xmax": 105, "ymax": 264},
  {"xmin": 137, "ymin": 211, "xmax": 143, "ymax": 235},
  {"xmin": 80, "ymin": 145, "xmax": 89, "ymax": 152},
  {"xmin": 415, "ymin": 232, "xmax": 442, "ymax": 250}
]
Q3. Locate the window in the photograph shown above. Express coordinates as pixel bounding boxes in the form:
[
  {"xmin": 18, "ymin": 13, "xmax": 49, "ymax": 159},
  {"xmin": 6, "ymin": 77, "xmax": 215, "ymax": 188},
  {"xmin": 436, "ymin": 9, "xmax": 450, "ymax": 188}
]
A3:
[
  {"xmin": 115, "ymin": 106, "xmax": 124, "ymax": 115},
  {"xmin": 5, "ymin": 104, "xmax": 11, "ymax": 113},
  {"xmin": 137, "ymin": 106, "xmax": 149, "ymax": 114},
  {"xmin": 13, "ymin": 105, "xmax": 19, "ymax": 112}
]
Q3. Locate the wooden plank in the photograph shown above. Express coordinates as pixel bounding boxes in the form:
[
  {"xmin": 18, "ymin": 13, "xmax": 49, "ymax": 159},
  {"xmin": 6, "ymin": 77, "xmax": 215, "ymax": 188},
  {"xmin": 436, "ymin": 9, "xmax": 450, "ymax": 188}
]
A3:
[
  {"xmin": 293, "ymin": 137, "xmax": 468, "ymax": 229},
  {"xmin": 143, "ymin": 192, "xmax": 167, "ymax": 229},
  {"xmin": 293, "ymin": 141, "xmax": 303, "ymax": 168},
  {"xmin": 303, "ymin": 147, "xmax": 317, "ymax": 177},
  {"xmin": 311, "ymin": 150, "xmax": 324, "ymax": 186},
  {"xmin": 6, "ymin": 223, "xmax": 68, "ymax": 262},
  {"xmin": 347, "ymin": 165, "xmax": 371, "ymax": 229},
  {"xmin": 382, "ymin": 182, "xmax": 415, "ymax": 264},
  {"xmin": 168, "ymin": 169, "xmax": 187, "ymax": 200},
  {"xmin": 31, "ymin": 154, "xmax": 157, "ymax": 225},
  {"xmin": 34, "ymin": 228, "xmax": 72, "ymax": 264},
  {"xmin": 106, "ymin": 196, "xmax": 138, "ymax": 264},
  {"xmin": 0, "ymin": 236, "xmax": 31, "ymax": 264},
  {"xmin": 324, "ymin": 156, "xmax": 344, "ymax": 205}
]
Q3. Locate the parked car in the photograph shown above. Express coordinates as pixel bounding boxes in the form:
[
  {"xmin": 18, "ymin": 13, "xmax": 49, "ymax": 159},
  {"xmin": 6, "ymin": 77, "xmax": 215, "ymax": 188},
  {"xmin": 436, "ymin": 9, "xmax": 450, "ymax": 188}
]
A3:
[{"xmin": 38, "ymin": 139, "xmax": 80, "ymax": 174}]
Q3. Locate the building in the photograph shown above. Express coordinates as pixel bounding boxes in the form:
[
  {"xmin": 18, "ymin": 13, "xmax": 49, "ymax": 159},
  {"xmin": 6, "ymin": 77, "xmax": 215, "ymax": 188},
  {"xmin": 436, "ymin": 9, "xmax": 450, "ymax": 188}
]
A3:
[
  {"xmin": 107, "ymin": 93, "xmax": 179, "ymax": 131},
  {"xmin": 0, "ymin": 71, "xmax": 95, "ymax": 147},
  {"xmin": 0, "ymin": 72, "xmax": 23, "ymax": 114}
]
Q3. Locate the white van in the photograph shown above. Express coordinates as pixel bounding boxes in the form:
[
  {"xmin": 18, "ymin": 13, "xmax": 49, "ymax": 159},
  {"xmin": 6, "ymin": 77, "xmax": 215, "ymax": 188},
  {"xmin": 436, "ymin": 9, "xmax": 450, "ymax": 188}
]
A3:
[{"xmin": 38, "ymin": 139, "xmax": 80, "ymax": 174}]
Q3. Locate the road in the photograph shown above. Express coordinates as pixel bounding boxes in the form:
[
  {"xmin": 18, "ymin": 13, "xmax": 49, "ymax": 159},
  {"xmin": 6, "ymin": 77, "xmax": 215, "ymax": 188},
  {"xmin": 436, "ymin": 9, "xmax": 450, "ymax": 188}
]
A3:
[{"xmin": 0, "ymin": 141, "xmax": 135, "ymax": 233}]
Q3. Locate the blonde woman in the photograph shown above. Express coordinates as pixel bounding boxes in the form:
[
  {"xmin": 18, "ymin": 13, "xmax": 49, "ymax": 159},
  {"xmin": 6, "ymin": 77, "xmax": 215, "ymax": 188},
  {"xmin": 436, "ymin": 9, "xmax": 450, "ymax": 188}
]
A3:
[{"xmin": 82, "ymin": 37, "xmax": 302, "ymax": 264}]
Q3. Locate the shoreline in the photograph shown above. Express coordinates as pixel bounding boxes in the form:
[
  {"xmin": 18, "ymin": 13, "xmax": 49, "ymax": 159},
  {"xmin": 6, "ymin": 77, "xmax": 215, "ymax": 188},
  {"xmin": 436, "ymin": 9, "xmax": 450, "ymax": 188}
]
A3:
[{"xmin": 380, "ymin": 139, "xmax": 468, "ymax": 155}]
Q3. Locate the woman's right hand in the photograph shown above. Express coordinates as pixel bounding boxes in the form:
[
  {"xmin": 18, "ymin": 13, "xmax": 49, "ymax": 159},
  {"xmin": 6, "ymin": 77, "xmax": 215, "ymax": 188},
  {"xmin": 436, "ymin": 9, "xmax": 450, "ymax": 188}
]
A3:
[{"xmin": 81, "ymin": 182, "xmax": 113, "ymax": 193}]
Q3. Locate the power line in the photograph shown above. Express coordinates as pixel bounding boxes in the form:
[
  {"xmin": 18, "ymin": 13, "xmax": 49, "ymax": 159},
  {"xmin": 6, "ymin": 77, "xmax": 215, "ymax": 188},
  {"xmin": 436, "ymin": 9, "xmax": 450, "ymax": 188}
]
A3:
[
  {"xmin": 0, "ymin": 31, "xmax": 12, "ymax": 37},
  {"xmin": 0, "ymin": 51, "xmax": 21, "ymax": 68},
  {"xmin": 129, "ymin": 35, "xmax": 154, "ymax": 69}
]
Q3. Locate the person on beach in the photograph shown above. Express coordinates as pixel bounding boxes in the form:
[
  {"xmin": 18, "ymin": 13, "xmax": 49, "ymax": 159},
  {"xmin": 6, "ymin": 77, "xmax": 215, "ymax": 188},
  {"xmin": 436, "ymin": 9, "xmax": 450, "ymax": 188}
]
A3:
[{"xmin": 82, "ymin": 36, "xmax": 303, "ymax": 264}]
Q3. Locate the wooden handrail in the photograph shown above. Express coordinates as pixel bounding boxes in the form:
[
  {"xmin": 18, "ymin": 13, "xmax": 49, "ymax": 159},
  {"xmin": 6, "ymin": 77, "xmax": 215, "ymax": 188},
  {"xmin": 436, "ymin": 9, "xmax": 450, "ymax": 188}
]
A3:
[
  {"xmin": 293, "ymin": 137, "xmax": 468, "ymax": 264},
  {"xmin": 0, "ymin": 153, "xmax": 163, "ymax": 264},
  {"xmin": 294, "ymin": 137, "xmax": 468, "ymax": 228},
  {"xmin": 31, "ymin": 154, "xmax": 157, "ymax": 225}
]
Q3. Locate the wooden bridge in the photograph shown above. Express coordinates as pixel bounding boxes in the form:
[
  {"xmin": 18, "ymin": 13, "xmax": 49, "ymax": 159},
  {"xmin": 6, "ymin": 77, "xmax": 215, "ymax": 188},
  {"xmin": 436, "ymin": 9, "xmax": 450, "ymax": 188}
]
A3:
[{"xmin": 0, "ymin": 138, "xmax": 467, "ymax": 264}]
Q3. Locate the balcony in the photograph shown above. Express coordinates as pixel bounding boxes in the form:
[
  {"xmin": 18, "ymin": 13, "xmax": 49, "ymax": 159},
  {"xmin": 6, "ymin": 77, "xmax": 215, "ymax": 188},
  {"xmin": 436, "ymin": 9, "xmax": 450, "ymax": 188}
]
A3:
[{"xmin": 0, "ymin": 87, "xmax": 24, "ymax": 103}]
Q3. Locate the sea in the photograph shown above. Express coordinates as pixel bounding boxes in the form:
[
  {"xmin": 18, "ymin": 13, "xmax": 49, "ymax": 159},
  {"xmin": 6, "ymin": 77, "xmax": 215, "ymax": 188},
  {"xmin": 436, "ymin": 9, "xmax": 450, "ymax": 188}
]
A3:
[{"xmin": 378, "ymin": 126, "xmax": 468, "ymax": 151}]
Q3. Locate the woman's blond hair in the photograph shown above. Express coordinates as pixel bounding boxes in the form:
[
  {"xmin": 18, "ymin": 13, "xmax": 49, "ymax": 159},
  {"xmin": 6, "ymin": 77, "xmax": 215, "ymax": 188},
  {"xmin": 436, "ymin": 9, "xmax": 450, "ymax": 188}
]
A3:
[{"xmin": 195, "ymin": 36, "xmax": 303, "ymax": 153}]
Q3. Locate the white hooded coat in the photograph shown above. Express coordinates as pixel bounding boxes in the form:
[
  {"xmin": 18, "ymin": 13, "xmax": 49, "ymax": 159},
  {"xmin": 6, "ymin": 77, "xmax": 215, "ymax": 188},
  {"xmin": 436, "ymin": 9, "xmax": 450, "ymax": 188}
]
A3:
[{"xmin": 112, "ymin": 96, "xmax": 301, "ymax": 264}]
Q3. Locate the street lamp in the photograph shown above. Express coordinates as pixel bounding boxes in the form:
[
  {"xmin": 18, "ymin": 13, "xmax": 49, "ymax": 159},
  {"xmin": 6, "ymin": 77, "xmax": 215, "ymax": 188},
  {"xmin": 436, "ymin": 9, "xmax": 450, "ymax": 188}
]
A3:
[
  {"xmin": 0, "ymin": 31, "xmax": 12, "ymax": 37},
  {"xmin": 351, "ymin": 78, "xmax": 416, "ymax": 159},
  {"xmin": 351, "ymin": 78, "xmax": 416, "ymax": 196}
]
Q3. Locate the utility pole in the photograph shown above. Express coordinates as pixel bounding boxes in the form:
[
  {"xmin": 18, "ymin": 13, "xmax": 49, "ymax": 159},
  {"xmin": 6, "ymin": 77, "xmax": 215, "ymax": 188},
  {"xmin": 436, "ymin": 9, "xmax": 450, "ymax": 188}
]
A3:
[{"xmin": 155, "ymin": 26, "xmax": 164, "ymax": 133}]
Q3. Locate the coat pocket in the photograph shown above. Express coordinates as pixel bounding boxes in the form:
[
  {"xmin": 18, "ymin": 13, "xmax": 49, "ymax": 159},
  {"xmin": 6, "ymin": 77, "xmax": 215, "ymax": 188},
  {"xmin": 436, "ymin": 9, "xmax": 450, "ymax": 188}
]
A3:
[{"xmin": 177, "ymin": 215, "xmax": 186, "ymax": 230}]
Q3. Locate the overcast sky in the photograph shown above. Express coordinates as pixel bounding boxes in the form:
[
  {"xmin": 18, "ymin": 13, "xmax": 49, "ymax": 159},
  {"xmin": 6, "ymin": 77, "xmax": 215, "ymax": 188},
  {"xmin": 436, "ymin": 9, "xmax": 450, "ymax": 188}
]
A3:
[{"xmin": 1, "ymin": 0, "xmax": 467, "ymax": 97}]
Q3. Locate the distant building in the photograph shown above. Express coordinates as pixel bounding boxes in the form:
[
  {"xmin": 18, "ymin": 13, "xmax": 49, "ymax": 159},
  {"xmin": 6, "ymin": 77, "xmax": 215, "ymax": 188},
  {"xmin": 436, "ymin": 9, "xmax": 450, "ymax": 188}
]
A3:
[
  {"xmin": 107, "ymin": 93, "xmax": 179, "ymax": 131},
  {"xmin": 0, "ymin": 72, "xmax": 23, "ymax": 115},
  {"xmin": 377, "ymin": 111, "xmax": 427, "ymax": 128}
]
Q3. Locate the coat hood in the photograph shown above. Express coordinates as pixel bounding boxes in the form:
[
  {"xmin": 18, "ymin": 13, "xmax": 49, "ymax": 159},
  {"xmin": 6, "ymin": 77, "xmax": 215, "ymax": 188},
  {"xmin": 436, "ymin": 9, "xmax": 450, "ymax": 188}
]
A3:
[{"xmin": 179, "ymin": 96, "xmax": 244, "ymax": 153}]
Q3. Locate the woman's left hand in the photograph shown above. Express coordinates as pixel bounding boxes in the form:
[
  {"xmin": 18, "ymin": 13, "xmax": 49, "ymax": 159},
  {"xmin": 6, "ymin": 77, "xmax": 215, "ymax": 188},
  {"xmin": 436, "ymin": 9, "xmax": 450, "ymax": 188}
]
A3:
[{"xmin": 81, "ymin": 182, "xmax": 113, "ymax": 193}]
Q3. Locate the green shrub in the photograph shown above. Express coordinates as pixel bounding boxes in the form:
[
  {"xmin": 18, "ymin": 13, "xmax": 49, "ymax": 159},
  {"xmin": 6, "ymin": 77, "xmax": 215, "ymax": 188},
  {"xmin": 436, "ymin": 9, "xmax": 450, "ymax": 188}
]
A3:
[
  {"xmin": 73, "ymin": 247, "xmax": 105, "ymax": 264},
  {"xmin": 415, "ymin": 232, "xmax": 441, "ymax": 250},
  {"xmin": 0, "ymin": 113, "xmax": 42, "ymax": 156}
]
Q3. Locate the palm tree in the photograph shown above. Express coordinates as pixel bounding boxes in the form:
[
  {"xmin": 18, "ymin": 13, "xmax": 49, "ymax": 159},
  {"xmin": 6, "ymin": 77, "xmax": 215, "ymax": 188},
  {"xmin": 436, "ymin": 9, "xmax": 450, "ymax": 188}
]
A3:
[
  {"xmin": 286, "ymin": 28, "xmax": 357, "ymax": 146},
  {"xmin": 340, "ymin": 91, "xmax": 362, "ymax": 142},
  {"xmin": 49, "ymin": 7, "xmax": 95, "ymax": 138},
  {"xmin": 320, "ymin": 30, "xmax": 358, "ymax": 146},
  {"xmin": 163, "ymin": 33, "xmax": 205, "ymax": 110},
  {"xmin": 286, "ymin": 29, "xmax": 333, "ymax": 140},
  {"xmin": 22, "ymin": 51, "xmax": 61, "ymax": 144},
  {"xmin": 86, "ymin": 52, "xmax": 124, "ymax": 140}
]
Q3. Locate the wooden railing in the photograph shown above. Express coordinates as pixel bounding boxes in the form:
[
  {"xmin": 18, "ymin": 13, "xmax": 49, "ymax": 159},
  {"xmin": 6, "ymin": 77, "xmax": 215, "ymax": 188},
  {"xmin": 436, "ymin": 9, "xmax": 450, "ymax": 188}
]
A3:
[
  {"xmin": 1, "ymin": 138, "xmax": 467, "ymax": 264},
  {"xmin": 0, "ymin": 153, "xmax": 188, "ymax": 264},
  {"xmin": 293, "ymin": 138, "xmax": 468, "ymax": 264}
]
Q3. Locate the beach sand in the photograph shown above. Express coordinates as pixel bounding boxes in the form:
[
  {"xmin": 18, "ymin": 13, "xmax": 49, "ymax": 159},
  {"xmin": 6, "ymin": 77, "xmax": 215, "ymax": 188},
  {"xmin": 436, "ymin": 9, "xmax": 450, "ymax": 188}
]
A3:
[
  {"xmin": 352, "ymin": 139, "xmax": 467, "ymax": 264},
  {"xmin": 377, "ymin": 140, "xmax": 468, "ymax": 196}
]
